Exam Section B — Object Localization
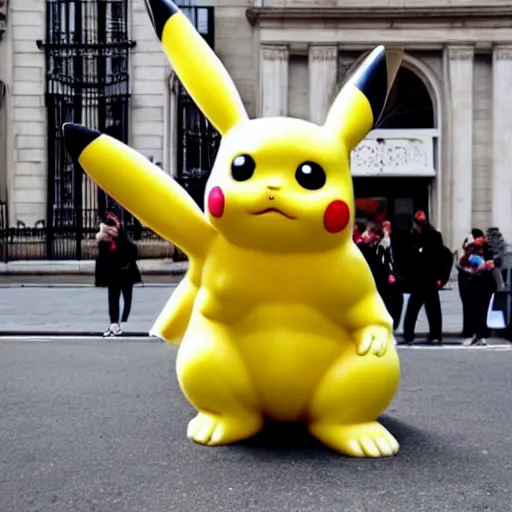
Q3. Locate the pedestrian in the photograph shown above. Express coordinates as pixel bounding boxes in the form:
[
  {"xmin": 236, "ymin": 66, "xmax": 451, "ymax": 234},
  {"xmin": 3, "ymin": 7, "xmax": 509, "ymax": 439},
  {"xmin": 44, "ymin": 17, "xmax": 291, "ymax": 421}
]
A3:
[
  {"xmin": 485, "ymin": 227, "xmax": 506, "ymax": 270},
  {"xmin": 95, "ymin": 211, "xmax": 142, "ymax": 337},
  {"xmin": 458, "ymin": 235, "xmax": 476, "ymax": 341},
  {"xmin": 484, "ymin": 226, "xmax": 507, "ymax": 289},
  {"xmin": 353, "ymin": 219, "xmax": 366, "ymax": 244},
  {"xmin": 401, "ymin": 210, "xmax": 445, "ymax": 345},
  {"xmin": 376, "ymin": 220, "xmax": 404, "ymax": 330},
  {"xmin": 355, "ymin": 221, "xmax": 390, "ymax": 314},
  {"xmin": 457, "ymin": 235, "xmax": 496, "ymax": 346},
  {"xmin": 471, "ymin": 229, "xmax": 493, "ymax": 261}
]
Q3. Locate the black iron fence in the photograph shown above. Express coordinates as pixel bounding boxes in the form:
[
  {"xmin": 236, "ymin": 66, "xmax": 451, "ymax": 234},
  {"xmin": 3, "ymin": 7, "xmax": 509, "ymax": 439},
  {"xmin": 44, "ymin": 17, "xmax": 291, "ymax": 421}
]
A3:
[
  {"xmin": 35, "ymin": 0, "xmax": 157, "ymax": 260},
  {"xmin": 0, "ymin": 201, "xmax": 173, "ymax": 262}
]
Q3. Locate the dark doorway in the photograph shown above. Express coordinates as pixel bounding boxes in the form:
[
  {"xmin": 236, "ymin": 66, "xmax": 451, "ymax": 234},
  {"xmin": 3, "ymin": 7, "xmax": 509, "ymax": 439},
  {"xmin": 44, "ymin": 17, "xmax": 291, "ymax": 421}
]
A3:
[
  {"xmin": 377, "ymin": 66, "xmax": 435, "ymax": 129},
  {"xmin": 353, "ymin": 177, "xmax": 431, "ymax": 230}
]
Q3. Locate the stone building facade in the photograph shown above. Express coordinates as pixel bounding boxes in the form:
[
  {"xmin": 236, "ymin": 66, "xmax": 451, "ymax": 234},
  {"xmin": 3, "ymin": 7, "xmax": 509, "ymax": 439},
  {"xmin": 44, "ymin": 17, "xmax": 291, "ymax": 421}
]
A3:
[{"xmin": 0, "ymin": 0, "xmax": 512, "ymax": 255}]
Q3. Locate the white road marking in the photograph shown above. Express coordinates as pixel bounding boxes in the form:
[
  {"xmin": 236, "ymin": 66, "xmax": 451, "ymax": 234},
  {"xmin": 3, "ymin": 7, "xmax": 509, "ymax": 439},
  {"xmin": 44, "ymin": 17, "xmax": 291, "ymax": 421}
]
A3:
[
  {"xmin": 397, "ymin": 344, "xmax": 512, "ymax": 350},
  {"xmin": 0, "ymin": 335, "xmax": 158, "ymax": 342}
]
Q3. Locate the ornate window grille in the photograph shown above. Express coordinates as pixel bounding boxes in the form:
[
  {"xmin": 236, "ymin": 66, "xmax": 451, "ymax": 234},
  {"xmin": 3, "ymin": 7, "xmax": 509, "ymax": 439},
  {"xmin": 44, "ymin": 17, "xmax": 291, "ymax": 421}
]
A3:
[{"xmin": 37, "ymin": 0, "xmax": 135, "ymax": 259}]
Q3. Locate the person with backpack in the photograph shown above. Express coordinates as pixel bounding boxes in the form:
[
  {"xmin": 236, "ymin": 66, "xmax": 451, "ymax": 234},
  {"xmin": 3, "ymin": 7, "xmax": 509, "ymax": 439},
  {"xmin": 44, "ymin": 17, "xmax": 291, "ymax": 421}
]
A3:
[{"xmin": 95, "ymin": 211, "xmax": 142, "ymax": 337}]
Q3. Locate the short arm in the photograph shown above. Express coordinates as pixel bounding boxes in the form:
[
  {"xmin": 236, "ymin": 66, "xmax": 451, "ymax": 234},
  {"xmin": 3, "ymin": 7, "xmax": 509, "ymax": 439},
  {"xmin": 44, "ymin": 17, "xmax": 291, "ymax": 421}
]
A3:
[{"xmin": 63, "ymin": 123, "xmax": 216, "ymax": 260}]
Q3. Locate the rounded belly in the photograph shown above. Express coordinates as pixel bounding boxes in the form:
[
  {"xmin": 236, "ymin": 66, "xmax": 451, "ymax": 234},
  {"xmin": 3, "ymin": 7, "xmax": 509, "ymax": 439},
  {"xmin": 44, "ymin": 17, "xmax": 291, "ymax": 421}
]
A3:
[{"xmin": 234, "ymin": 307, "xmax": 349, "ymax": 422}]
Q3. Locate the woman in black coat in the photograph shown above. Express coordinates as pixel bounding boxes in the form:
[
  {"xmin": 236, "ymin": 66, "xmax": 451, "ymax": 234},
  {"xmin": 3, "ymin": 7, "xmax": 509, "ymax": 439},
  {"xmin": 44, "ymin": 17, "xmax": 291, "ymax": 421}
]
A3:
[
  {"xmin": 355, "ymin": 222, "xmax": 392, "ymax": 318},
  {"xmin": 376, "ymin": 221, "xmax": 404, "ymax": 331},
  {"xmin": 457, "ymin": 235, "xmax": 496, "ymax": 345},
  {"xmin": 95, "ymin": 211, "xmax": 142, "ymax": 337}
]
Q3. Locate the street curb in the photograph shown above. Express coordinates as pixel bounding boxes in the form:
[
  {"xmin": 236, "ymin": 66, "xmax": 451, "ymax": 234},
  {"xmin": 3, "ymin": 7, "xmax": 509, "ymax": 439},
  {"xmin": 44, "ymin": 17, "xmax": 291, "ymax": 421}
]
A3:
[
  {"xmin": 0, "ymin": 331, "xmax": 153, "ymax": 337},
  {"xmin": 0, "ymin": 260, "xmax": 189, "ymax": 275},
  {"xmin": 0, "ymin": 283, "xmax": 179, "ymax": 288}
]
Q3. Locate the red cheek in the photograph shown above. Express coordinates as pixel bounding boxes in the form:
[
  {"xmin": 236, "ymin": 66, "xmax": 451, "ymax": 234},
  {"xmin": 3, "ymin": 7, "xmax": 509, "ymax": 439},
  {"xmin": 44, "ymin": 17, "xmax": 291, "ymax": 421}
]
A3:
[
  {"xmin": 323, "ymin": 200, "xmax": 350, "ymax": 234},
  {"xmin": 208, "ymin": 186, "xmax": 225, "ymax": 218}
]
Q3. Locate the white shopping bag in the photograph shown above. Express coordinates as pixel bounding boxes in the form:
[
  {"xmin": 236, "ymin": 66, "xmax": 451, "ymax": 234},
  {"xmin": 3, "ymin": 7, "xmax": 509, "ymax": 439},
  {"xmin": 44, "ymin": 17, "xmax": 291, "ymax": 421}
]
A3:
[{"xmin": 487, "ymin": 293, "xmax": 506, "ymax": 329}]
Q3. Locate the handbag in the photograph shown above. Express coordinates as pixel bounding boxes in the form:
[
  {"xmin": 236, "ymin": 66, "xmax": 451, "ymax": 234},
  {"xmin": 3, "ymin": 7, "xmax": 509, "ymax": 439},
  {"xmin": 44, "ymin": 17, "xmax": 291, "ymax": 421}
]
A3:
[{"xmin": 487, "ymin": 292, "xmax": 507, "ymax": 329}]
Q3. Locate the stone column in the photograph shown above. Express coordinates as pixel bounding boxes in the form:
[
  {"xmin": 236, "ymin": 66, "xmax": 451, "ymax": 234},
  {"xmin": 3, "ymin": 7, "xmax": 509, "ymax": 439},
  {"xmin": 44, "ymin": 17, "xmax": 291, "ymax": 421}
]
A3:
[
  {"xmin": 308, "ymin": 45, "xmax": 338, "ymax": 125},
  {"xmin": 259, "ymin": 45, "xmax": 289, "ymax": 117},
  {"xmin": 491, "ymin": 45, "xmax": 512, "ymax": 242},
  {"xmin": 447, "ymin": 45, "xmax": 474, "ymax": 249}
]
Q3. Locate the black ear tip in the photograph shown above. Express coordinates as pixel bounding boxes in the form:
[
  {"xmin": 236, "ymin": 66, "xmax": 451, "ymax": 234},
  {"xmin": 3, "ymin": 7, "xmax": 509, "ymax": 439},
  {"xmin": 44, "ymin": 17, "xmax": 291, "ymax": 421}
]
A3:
[
  {"xmin": 351, "ymin": 46, "xmax": 389, "ymax": 127},
  {"xmin": 144, "ymin": 0, "xmax": 179, "ymax": 40},
  {"xmin": 62, "ymin": 123, "xmax": 101, "ymax": 162}
]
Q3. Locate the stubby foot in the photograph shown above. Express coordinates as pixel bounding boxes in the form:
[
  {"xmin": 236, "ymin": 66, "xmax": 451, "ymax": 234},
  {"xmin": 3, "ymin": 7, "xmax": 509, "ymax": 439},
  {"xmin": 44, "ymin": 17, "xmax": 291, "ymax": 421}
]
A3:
[
  {"xmin": 309, "ymin": 421, "xmax": 399, "ymax": 458},
  {"xmin": 187, "ymin": 411, "xmax": 263, "ymax": 446}
]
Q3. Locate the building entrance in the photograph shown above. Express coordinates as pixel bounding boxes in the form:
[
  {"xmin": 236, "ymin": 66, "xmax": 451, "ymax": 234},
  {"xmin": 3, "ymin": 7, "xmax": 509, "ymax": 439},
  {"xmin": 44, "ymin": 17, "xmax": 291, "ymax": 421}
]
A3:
[
  {"xmin": 352, "ymin": 60, "xmax": 436, "ymax": 229},
  {"xmin": 353, "ymin": 177, "xmax": 431, "ymax": 231}
]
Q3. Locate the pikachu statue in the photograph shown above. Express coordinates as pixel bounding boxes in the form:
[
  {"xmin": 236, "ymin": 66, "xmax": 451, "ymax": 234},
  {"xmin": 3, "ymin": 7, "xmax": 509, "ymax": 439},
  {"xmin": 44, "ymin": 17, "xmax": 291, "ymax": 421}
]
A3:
[{"xmin": 63, "ymin": 0, "xmax": 403, "ymax": 458}]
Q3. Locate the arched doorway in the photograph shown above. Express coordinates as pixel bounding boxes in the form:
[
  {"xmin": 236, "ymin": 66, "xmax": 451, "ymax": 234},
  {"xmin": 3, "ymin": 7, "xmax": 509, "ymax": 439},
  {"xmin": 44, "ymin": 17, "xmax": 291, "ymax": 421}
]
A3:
[
  {"xmin": 352, "ymin": 57, "xmax": 440, "ymax": 233},
  {"xmin": 377, "ymin": 66, "xmax": 435, "ymax": 129}
]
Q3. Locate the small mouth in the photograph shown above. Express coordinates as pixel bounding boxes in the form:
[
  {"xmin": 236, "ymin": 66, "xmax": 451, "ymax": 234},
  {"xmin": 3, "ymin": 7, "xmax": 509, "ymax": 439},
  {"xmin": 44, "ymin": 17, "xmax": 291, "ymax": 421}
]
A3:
[{"xmin": 252, "ymin": 208, "xmax": 296, "ymax": 220}]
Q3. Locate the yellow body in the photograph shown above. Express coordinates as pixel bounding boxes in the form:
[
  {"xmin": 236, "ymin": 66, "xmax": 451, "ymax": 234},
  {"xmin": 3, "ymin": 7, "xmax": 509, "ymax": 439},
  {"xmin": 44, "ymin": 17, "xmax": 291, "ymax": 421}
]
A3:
[{"xmin": 62, "ymin": 0, "xmax": 404, "ymax": 458}]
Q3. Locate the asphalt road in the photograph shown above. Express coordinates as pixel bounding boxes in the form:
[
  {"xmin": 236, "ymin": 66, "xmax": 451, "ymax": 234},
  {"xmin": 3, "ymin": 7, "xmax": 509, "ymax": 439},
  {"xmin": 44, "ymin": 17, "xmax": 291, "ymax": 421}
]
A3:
[{"xmin": 1, "ymin": 338, "xmax": 511, "ymax": 512}]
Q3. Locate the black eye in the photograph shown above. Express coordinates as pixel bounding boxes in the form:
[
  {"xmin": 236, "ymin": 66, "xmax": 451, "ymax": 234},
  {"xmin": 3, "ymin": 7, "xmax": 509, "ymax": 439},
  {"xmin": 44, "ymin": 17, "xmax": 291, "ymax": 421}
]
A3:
[
  {"xmin": 231, "ymin": 154, "xmax": 255, "ymax": 182},
  {"xmin": 295, "ymin": 161, "xmax": 326, "ymax": 190}
]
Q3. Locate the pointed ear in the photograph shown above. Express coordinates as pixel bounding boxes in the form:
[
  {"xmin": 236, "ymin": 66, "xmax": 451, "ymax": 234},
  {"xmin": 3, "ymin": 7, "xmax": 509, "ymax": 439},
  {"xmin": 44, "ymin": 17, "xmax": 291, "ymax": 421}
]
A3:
[
  {"xmin": 145, "ymin": 0, "xmax": 248, "ymax": 135},
  {"xmin": 324, "ymin": 46, "xmax": 403, "ymax": 152}
]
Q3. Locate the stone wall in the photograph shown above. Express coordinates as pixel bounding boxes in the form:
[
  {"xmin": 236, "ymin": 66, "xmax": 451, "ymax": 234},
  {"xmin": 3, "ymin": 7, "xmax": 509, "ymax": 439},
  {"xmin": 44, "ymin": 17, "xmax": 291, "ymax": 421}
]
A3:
[
  {"xmin": 7, "ymin": 0, "xmax": 46, "ymax": 227},
  {"xmin": 472, "ymin": 54, "xmax": 492, "ymax": 232},
  {"xmin": 130, "ymin": 0, "xmax": 168, "ymax": 169},
  {"xmin": 213, "ymin": 1, "xmax": 256, "ymax": 118},
  {"xmin": 287, "ymin": 54, "xmax": 308, "ymax": 120}
]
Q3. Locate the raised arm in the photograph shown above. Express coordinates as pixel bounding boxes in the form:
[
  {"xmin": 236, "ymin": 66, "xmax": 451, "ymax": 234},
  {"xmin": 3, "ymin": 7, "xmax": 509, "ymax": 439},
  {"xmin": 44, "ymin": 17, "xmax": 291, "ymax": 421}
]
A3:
[{"xmin": 62, "ymin": 123, "xmax": 216, "ymax": 260}]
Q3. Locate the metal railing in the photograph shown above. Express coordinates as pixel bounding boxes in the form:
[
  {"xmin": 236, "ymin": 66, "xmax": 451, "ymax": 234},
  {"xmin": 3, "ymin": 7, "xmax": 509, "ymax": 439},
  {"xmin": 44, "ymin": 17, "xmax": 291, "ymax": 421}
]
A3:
[{"xmin": 0, "ymin": 202, "xmax": 175, "ymax": 262}]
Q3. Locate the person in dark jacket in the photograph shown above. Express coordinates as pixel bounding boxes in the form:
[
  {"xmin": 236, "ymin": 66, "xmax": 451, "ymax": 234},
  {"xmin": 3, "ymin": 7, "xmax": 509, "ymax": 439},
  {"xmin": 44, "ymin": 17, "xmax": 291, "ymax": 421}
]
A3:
[
  {"xmin": 355, "ymin": 221, "xmax": 390, "ymax": 313},
  {"xmin": 401, "ymin": 210, "xmax": 445, "ymax": 345},
  {"xmin": 354, "ymin": 220, "xmax": 406, "ymax": 330},
  {"xmin": 485, "ymin": 227, "xmax": 506, "ymax": 269},
  {"xmin": 376, "ymin": 220, "xmax": 404, "ymax": 330},
  {"xmin": 95, "ymin": 211, "xmax": 142, "ymax": 337}
]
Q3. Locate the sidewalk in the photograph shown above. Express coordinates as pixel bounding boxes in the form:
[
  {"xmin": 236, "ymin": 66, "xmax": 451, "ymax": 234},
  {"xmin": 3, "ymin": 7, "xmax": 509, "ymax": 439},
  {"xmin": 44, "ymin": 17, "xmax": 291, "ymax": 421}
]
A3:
[{"xmin": 0, "ymin": 279, "xmax": 506, "ymax": 342}]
